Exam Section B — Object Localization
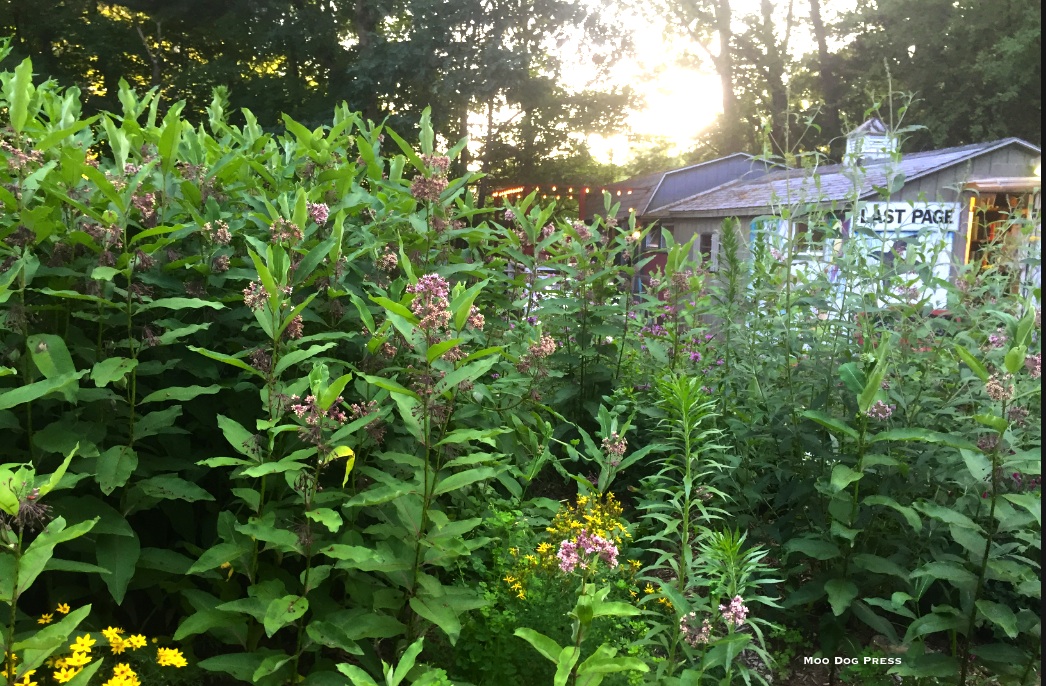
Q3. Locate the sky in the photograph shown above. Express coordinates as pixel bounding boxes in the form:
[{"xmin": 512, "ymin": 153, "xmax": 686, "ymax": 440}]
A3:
[
  {"xmin": 574, "ymin": 10, "xmax": 724, "ymax": 165},
  {"xmin": 571, "ymin": 0, "xmax": 854, "ymax": 165}
]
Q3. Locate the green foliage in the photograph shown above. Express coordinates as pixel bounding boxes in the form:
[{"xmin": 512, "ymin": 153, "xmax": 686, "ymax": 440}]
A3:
[{"xmin": 0, "ymin": 54, "xmax": 1040, "ymax": 686}]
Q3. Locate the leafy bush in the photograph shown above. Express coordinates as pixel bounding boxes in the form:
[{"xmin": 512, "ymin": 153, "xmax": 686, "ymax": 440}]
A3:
[{"xmin": 0, "ymin": 43, "xmax": 1040, "ymax": 686}]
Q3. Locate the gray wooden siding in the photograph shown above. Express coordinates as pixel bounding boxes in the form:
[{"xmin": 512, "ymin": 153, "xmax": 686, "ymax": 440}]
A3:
[
  {"xmin": 670, "ymin": 216, "xmax": 756, "ymax": 267},
  {"xmin": 891, "ymin": 147, "xmax": 1040, "ymax": 270}
]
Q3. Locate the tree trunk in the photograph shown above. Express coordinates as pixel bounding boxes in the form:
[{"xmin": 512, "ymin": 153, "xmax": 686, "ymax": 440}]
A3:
[
  {"xmin": 477, "ymin": 97, "xmax": 495, "ymax": 208},
  {"xmin": 809, "ymin": 0, "xmax": 842, "ymax": 157},
  {"xmin": 351, "ymin": 0, "xmax": 381, "ymax": 121},
  {"xmin": 760, "ymin": 0, "xmax": 790, "ymax": 153},
  {"xmin": 714, "ymin": 0, "xmax": 742, "ymax": 152}
]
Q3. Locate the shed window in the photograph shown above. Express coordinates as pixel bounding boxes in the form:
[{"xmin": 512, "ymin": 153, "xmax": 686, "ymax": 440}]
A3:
[
  {"xmin": 697, "ymin": 232, "xmax": 717, "ymax": 270},
  {"xmin": 645, "ymin": 226, "xmax": 667, "ymax": 249},
  {"xmin": 790, "ymin": 222, "xmax": 827, "ymax": 260}
]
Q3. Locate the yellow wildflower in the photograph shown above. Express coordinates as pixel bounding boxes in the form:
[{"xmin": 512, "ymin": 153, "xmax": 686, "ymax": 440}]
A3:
[
  {"xmin": 503, "ymin": 574, "xmax": 516, "ymax": 584},
  {"xmin": 156, "ymin": 647, "xmax": 188, "ymax": 668},
  {"xmin": 536, "ymin": 542, "xmax": 552, "ymax": 555},
  {"xmin": 101, "ymin": 627, "xmax": 124, "ymax": 643},
  {"xmin": 52, "ymin": 666, "xmax": 81, "ymax": 683},
  {"xmin": 509, "ymin": 547, "xmax": 518, "ymax": 556},
  {"xmin": 516, "ymin": 590, "xmax": 526, "ymax": 600},
  {"xmin": 64, "ymin": 652, "xmax": 92, "ymax": 668},
  {"xmin": 524, "ymin": 554, "xmax": 538, "ymax": 565},
  {"xmin": 69, "ymin": 634, "xmax": 96, "ymax": 653},
  {"xmin": 644, "ymin": 584, "xmax": 655, "ymax": 594},
  {"xmin": 113, "ymin": 663, "xmax": 136, "ymax": 677},
  {"xmin": 14, "ymin": 668, "xmax": 37, "ymax": 686},
  {"xmin": 56, "ymin": 603, "xmax": 71, "ymax": 614},
  {"xmin": 103, "ymin": 663, "xmax": 141, "ymax": 686},
  {"xmin": 629, "ymin": 560, "xmax": 642, "ymax": 570},
  {"xmin": 38, "ymin": 614, "xmax": 54, "ymax": 625},
  {"xmin": 629, "ymin": 590, "xmax": 638, "ymax": 598},
  {"xmin": 126, "ymin": 634, "xmax": 147, "ymax": 650},
  {"xmin": 109, "ymin": 638, "xmax": 127, "ymax": 654}
]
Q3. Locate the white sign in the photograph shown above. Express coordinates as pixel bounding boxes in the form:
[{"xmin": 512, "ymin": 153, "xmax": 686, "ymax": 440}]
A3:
[
  {"xmin": 857, "ymin": 202, "xmax": 961, "ymax": 232},
  {"xmin": 853, "ymin": 202, "xmax": 962, "ymax": 308}
]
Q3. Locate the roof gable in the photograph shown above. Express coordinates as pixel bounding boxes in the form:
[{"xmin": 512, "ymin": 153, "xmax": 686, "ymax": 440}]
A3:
[{"xmin": 655, "ymin": 138, "xmax": 1041, "ymax": 216}]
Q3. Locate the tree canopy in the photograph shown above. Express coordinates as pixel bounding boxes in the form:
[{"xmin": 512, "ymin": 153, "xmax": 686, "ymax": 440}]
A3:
[{"xmin": 2, "ymin": 0, "xmax": 1039, "ymax": 184}]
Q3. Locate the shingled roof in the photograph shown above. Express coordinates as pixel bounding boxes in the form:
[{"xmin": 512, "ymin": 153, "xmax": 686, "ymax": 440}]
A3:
[
  {"xmin": 652, "ymin": 138, "xmax": 1041, "ymax": 218},
  {"xmin": 592, "ymin": 153, "xmax": 776, "ymax": 220}
]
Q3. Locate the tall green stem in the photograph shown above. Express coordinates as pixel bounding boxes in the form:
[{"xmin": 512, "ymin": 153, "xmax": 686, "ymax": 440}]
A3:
[{"xmin": 957, "ymin": 412, "xmax": 1005, "ymax": 686}]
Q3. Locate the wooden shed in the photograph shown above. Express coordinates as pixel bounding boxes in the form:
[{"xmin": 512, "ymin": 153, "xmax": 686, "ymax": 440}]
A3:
[
  {"xmin": 584, "ymin": 154, "xmax": 782, "ymax": 275},
  {"xmin": 648, "ymin": 120, "xmax": 1041, "ymax": 302}
]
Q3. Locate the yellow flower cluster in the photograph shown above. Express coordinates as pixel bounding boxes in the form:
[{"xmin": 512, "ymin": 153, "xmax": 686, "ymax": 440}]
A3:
[
  {"xmin": 544, "ymin": 493, "xmax": 631, "ymax": 555},
  {"xmin": 502, "ymin": 494, "xmax": 641, "ymax": 601},
  {"xmin": 1, "ymin": 653, "xmax": 33, "ymax": 685},
  {"xmin": 101, "ymin": 627, "xmax": 148, "ymax": 654},
  {"xmin": 156, "ymin": 647, "xmax": 188, "ymax": 668},
  {"xmin": 9, "ymin": 604, "xmax": 189, "ymax": 686},
  {"xmin": 101, "ymin": 663, "xmax": 141, "ymax": 686},
  {"xmin": 642, "ymin": 582, "xmax": 673, "ymax": 610},
  {"xmin": 50, "ymin": 633, "xmax": 96, "ymax": 684},
  {"xmin": 6, "ymin": 668, "xmax": 36, "ymax": 686},
  {"xmin": 503, "ymin": 574, "xmax": 526, "ymax": 600}
]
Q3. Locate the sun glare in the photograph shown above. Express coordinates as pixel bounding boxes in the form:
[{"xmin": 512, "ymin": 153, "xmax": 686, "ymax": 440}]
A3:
[{"xmin": 558, "ymin": 8, "xmax": 725, "ymax": 166}]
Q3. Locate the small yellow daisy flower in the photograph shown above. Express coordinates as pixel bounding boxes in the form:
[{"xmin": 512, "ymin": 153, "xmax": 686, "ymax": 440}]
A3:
[
  {"xmin": 56, "ymin": 603, "xmax": 71, "ymax": 614},
  {"xmin": 64, "ymin": 652, "xmax": 92, "ymax": 668},
  {"xmin": 156, "ymin": 647, "xmax": 188, "ymax": 668},
  {"xmin": 70, "ymin": 634, "xmax": 96, "ymax": 653},
  {"xmin": 101, "ymin": 627, "xmax": 124, "ymax": 643},
  {"xmin": 126, "ymin": 635, "xmax": 147, "ymax": 650},
  {"xmin": 644, "ymin": 584, "xmax": 655, "ymax": 594},
  {"xmin": 52, "ymin": 666, "xmax": 81, "ymax": 684},
  {"xmin": 38, "ymin": 613, "xmax": 54, "ymax": 625}
]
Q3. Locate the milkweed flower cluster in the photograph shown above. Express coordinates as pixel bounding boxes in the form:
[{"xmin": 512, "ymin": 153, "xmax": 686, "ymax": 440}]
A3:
[
  {"xmin": 865, "ymin": 400, "xmax": 895, "ymax": 421},
  {"xmin": 985, "ymin": 373, "xmax": 1015, "ymax": 402},
  {"xmin": 895, "ymin": 285, "xmax": 921, "ymax": 302},
  {"xmin": 1026, "ymin": 354, "xmax": 1041, "ymax": 379},
  {"xmin": 308, "ymin": 202, "xmax": 329, "ymax": 225},
  {"xmin": 680, "ymin": 613, "xmax": 712, "ymax": 647},
  {"xmin": 289, "ymin": 394, "xmax": 347, "ymax": 427},
  {"xmin": 410, "ymin": 154, "xmax": 451, "ymax": 202},
  {"xmin": 203, "ymin": 219, "xmax": 232, "ymax": 245},
  {"xmin": 571, "ymin": 220, "xmax": 593, "ymax": 241},
  {"xmin": 376, "ymin": 247, "xmax": 399, "ymax": 273},
  {"xmin": 284, "ymin": 314, "xmax": 304, "ymax": 340},
  {"xmin": 517, "ymin": 334, "xmax": 557, "ymax": 374},
  {"xmin": 602, "ymin": 432, "xmax": 627, "ymax": 466},
  {"xmin": 719, "ymin": 595, "xmax": 749, "ymax": 627},
  {"xmin": 406, "ymin": 273, "xmax": 452, "ymax": 332},
  {"xmin": 243, "ymin": 280, "xmax": 268, "ymax": 310},
  {"xmin": 556, "ymin": 529, "xmax": 619, "ymax": 573},
  {"xmin": 467, "ymin": 305, "xmax": 485, "ymax": 330},
  {"xmin": 270, "ymin": 217, "xmax": 303, "ymax": 243}
]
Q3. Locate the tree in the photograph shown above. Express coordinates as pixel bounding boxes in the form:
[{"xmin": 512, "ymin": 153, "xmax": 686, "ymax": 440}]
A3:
[
  {"xmin": 834, "ymin": 0, "xmax": 1041, "ymax": 149},
  {"xmin": 0, "ymin": 0, "xmax": 634, "ymax": 184}
]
